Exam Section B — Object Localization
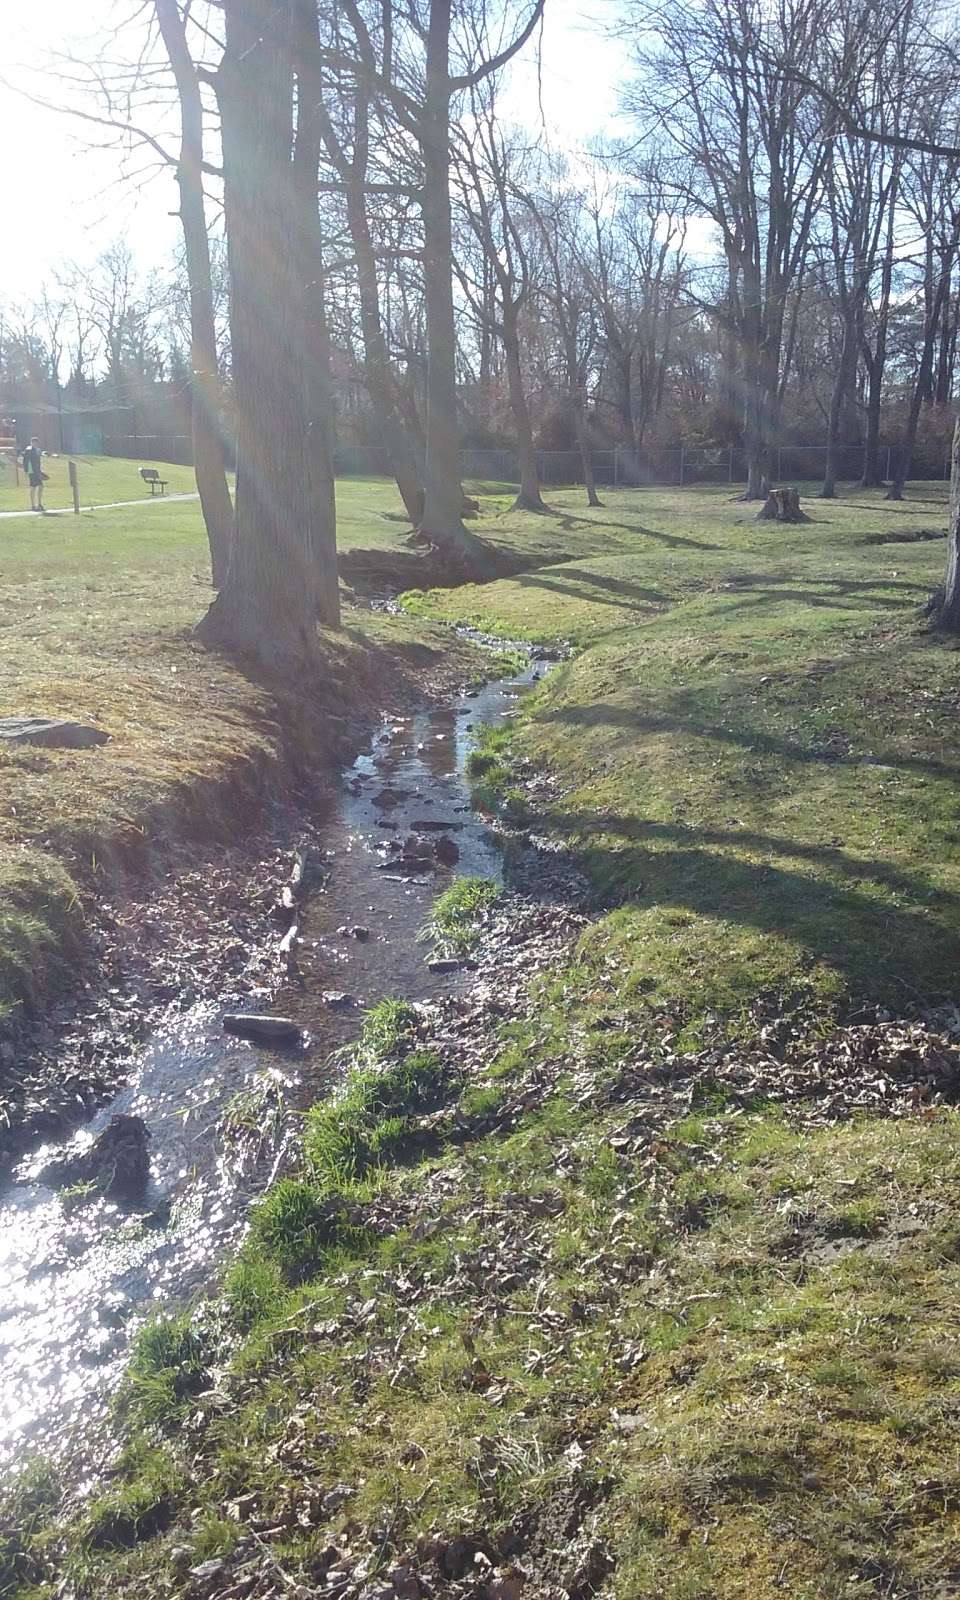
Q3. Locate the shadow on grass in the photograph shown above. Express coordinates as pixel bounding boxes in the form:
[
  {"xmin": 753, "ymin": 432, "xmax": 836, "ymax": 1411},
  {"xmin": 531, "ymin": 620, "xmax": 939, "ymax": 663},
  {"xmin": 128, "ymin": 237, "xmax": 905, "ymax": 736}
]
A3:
[
  {"xmin": 541, "ymin": 699, "xmax": 960, "ymax": 785},
  {"xmin": 556, "ymin": 513, "xmax": 720, "ymax": 552},
  {"xmin": 510, "ymin": 568, "xmax": 671, "ymax": 611},
  {"xmin": 556, "ymin": 819, "xmax": 958, "ymax": 1002}
]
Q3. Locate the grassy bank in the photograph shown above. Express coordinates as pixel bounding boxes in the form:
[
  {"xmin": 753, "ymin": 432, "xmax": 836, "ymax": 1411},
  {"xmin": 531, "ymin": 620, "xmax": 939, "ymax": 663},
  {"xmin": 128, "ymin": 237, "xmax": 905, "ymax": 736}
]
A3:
[
  {"xmin": 0, "ymin": 465, "xmax": 496, "ymax": 1043},
  {"xmin": 6, "ymin": 474, "xmax": 960, "ymax": 1599},
  {"xmin": 408, "ymin": 480, "xmax": 960, "ymax": 1034}
]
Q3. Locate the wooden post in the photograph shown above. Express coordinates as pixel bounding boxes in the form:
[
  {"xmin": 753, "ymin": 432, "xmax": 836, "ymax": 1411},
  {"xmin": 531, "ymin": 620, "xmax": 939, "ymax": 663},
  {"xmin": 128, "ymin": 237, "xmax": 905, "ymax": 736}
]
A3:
[{"xmin": 68, "ymin": 459, "xmax": 80, "ymax": 514}]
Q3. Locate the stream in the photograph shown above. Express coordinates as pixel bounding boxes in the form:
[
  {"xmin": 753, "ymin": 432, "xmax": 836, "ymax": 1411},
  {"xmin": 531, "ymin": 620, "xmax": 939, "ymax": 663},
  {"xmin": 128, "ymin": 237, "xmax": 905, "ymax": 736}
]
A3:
[{"xmin": 0, "ymin": 659, "xmax": 543, "ymax": 1469}]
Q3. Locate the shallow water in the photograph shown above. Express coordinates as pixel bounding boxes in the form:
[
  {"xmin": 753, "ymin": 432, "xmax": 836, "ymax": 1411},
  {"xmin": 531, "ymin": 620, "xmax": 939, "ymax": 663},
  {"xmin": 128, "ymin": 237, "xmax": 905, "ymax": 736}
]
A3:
[{"xmin": 0, "ymin": 663, "xmax": 540, "ymax": 1467}]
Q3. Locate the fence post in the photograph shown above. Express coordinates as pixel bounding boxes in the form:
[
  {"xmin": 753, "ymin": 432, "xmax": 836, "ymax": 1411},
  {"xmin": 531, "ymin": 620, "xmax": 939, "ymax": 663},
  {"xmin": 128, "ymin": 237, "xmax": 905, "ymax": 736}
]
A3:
[
  {"xmin": 728, "ymin": 445, "xmax": 733, "ymax": 484},
  {"xmin": 679, "ymin": 445, "xmax": 685, "ymax": 487},
  {"xmin": 68, "ymin": 459, "xmax": 79, "ymax": 515},
  {"xmin": 614, "ymin": 445, "xmax": 620, "ymax": 487}
]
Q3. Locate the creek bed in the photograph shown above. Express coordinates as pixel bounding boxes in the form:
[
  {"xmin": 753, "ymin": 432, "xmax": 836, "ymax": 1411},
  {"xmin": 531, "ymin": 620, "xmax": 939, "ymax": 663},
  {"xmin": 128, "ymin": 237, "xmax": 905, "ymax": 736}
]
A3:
[{"xmin": 0, "ymin": 660, "xmax": 542, "ymax": 1468}]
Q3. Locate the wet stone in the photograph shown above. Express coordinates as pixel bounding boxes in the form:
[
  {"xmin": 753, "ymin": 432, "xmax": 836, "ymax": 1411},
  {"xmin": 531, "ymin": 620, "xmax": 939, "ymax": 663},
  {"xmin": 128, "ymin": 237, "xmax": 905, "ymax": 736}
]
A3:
[
  {"xmin": 323, "ymin": 992, "xmax": 358, "ymax": 1010},
  {"xmin": 434, "ymin": 836, "xmax": 460, "ymax": 867},
  {"xmin": 371, "ymin": 787, "xmax": 412, "ymax": 809},
  {"xmin": 39, "ymin": 1113, "xmax": 150, "ymax": 1202}
]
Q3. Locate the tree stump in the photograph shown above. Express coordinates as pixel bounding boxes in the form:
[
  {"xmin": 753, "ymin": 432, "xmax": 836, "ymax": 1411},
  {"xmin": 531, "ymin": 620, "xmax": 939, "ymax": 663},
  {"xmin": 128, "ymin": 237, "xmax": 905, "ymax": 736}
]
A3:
[{"xmin": 756, "ymin": 486, "xmax": 809, "ymax": 523}]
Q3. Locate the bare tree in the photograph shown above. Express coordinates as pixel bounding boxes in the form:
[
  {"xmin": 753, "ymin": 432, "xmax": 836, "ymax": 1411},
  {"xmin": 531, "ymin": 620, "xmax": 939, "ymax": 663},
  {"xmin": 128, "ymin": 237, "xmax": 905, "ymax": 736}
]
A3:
[
  {"xmin": 536, "ymin": 187, "xmax": 604, "ymax": 508},
  {"xmin": 455, "ymin": 94, "xmax": 546, "ymax": 511},
  {"xmin": 154, "ymin": 0, "xmax": 234, "ymax": 588},
  {"xmin": 626, "ymin": 0, "xmax": 830, "ymax": 497},
  {"xmin": 197, "ymin": 0, "xmax": 339, "ymax": 660},
  {"xmin": 326, "ymin": 0, "xmax": 545, "ymax": 568}
]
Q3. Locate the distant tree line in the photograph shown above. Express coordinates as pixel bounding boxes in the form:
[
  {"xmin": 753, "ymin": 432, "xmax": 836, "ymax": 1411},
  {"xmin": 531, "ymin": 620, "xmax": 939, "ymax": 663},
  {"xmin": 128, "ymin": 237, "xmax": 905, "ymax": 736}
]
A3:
[{"xmin": 17, "ymin": 0, "xmax": 960, "ymax": 660}]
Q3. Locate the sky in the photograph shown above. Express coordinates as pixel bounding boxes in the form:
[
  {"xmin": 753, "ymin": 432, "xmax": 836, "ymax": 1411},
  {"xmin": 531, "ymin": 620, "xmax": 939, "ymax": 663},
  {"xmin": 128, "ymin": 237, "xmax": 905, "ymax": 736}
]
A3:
[{"xmin": 0, "ymin": 0, "xmax": 628, "ymax": 307}]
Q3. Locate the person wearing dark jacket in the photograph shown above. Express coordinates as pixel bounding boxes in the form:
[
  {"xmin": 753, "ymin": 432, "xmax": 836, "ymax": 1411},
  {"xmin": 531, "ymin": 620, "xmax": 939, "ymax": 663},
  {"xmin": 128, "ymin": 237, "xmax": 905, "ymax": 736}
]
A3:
[{"xmin": 22, "ymin": 438, "xmax": 46, "ymax": 512}]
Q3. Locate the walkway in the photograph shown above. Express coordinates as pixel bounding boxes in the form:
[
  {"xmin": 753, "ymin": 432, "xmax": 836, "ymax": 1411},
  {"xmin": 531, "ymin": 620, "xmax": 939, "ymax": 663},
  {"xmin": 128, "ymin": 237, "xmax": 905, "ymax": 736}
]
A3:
[{"xmin": 0, "ymin": 493, "xmax": 200, "ymax": 521}]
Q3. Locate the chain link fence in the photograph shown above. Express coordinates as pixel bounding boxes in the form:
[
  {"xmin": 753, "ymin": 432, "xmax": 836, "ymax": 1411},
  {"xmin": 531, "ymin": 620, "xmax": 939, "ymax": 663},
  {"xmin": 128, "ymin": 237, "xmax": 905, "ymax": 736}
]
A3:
[{"xmin": 101, "ymin": 435, "xmax": 954, "ymax": 486}]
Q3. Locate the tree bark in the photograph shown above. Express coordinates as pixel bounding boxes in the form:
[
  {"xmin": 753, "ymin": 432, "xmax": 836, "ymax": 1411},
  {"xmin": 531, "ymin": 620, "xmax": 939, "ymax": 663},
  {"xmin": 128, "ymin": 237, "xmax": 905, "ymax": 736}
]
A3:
[
  {"xmin": 887, "ymin": 263, "xmax": 954, "ymax": 501},
  {"xmin": 937, "ymin": 416, "xmax": 960, "ymax": 629},
  {"xmin": 503, "ymin": 303, "xmax": 545, "ymax": 511},
  {"xmin": 291, "ymin": 0, "xmax": 340, "ymax": 627},
  {"xmin": 154, "ymin": 0, "xmax": 233, "ymax": 589},
  {"xmin": 197, "ymin": 0, "xmax": 337, "ymax": 662},
  {"xmin": 573, "ymin": 392, "xmax": 601, "ymax": 507},
  {"xmin": 419, "ymin": 0, "xmax": 488, "ymax": 570}
]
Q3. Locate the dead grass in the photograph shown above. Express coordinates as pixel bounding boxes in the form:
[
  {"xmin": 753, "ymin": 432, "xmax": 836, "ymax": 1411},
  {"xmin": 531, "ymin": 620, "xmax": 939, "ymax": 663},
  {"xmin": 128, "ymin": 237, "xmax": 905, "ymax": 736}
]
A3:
[{"xmin": 0, "ymin": 470, "xmax": 488, "ymax": 1031}]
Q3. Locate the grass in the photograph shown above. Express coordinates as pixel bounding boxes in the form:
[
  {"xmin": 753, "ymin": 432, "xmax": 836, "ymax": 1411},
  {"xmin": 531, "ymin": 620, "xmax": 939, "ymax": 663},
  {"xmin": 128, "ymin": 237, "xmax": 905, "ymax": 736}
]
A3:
[
  {"xmin": 425, "ymin": 874, "xmax": 501, "ymax": 953},
  {"xmin": 15, "ymin": 1040, "xmax": 960, "ymax": 1597},
  {"xmin": 6, "ymin": 469, "xmax": 960, "ymax": 1598},
  {"xmin": 0, "ymin": 461, "xmax": 495, "ymax": 1043},
  {"xmin": 407, "ymin": 479, "xmax": 960, "ymax": 1032},
  {"xmin": 0, "ymin": 452, "xmax": 199, "ymax": 514}
]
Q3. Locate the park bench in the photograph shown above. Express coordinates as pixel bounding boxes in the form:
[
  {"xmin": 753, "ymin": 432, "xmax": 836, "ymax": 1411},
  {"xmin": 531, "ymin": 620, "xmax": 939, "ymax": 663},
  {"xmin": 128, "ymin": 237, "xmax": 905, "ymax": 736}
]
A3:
[{"xmin": 139, "ymin": 467, "xmax": 169, "ymax": 496}]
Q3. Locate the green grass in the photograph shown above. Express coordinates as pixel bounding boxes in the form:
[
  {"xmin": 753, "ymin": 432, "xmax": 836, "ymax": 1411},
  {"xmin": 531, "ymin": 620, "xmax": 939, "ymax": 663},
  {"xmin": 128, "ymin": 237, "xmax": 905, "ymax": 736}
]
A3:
[
  {"xmin": 6, "ymin": 469, "xmax": 960, "ymax": 1599},
  {"xmin": 0, "ymin": 452, "xmax": 199, "ymax": 514},
  {"xmin": 16, "ymin": 1055, "xmax": 960, "ymax": 1598},
  {"xmin": 408, "ymin": 479, "xmax": 960, "ymax": 1030},
  {"xmin": 425, "ymin": 874, "xmax": 501, "ymax": 953}
]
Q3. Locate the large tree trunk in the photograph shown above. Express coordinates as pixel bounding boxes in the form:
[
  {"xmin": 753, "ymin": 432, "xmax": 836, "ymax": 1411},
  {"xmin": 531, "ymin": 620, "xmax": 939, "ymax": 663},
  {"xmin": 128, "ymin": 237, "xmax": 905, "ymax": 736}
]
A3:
[
  {"xmin": 291, "ymin": 0, "xmax": 340, "ymax": 628},
  {"xmin": 503, "ymin": 304, "xmax": 545, "ymax": 511},
  {"xmin": 741, "ymin": 341, "xmax": 770, "ymax": 499},
  {"xmin": 419, "ymin": 0, "xmax": 488, "ymax": 570},
  {"xmin": 197, "ymin": 0, "xmax": 336, "ymax": 662},
  {"xmin": 155, "ymin": 0, "xmax": 233, "ymax": 589},
  {"xmin": 937, "ymin": 416, "xmax": 960, "ymax": 630}
]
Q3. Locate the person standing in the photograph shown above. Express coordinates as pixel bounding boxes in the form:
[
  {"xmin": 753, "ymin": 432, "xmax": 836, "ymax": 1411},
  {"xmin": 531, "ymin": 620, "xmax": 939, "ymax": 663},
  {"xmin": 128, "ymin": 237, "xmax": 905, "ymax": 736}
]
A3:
[{"xmin": 22, "ymin": 437, "xmax": 47, "ymax": 512}]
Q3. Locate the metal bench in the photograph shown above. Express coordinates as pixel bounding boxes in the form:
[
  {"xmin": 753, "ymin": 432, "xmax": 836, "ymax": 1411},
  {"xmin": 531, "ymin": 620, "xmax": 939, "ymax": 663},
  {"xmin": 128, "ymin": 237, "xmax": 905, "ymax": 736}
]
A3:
[{"xmin": 139, "ymin": 467, "xmax": 169, "ymax": 496}]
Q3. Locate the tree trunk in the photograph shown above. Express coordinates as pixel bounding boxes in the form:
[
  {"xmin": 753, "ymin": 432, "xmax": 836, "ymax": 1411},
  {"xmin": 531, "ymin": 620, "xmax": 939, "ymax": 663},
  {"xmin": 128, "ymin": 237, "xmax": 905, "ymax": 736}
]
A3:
[
  {"xmin": 741, "ymin": 344, "xmax": 770, "ymax": 499},
  {"xmin": 887, "ymin": 266, "xmax": 953, "ymax": 501},
  {"xmin": 860, "ymin": 180, "xmax": 898, "ymax": 489},
  {"xmin": 503, "ymin": 304, "xmax": 544, "ymax": 511},
  {"xmin": 937, "ymin": 416, "xmax": 960, "ymax": 629},
  {"xmin": 155, "ymin": 0, "xmax": 233, "ymax": 589},
  {"xmin": 345, "ymin": 181, "xmax": 424, "ymax": 522},
  {"xmin": 573, "ymin": 393, "xmax": 601, "ymax": 508},
  {"xmin": 197, "ymin": 0, "xmax": 335, "ymax": 662},
  {"xmin": 291, "ymin": 0, "xmax": 340, "ymax": 627},
  {"xmin": 419, "ymin": 0, "xmax": 488, "ymax": 571},
  {"xmin": 821, "ymin": 312, "xmax": 857, "ymax": 499}
]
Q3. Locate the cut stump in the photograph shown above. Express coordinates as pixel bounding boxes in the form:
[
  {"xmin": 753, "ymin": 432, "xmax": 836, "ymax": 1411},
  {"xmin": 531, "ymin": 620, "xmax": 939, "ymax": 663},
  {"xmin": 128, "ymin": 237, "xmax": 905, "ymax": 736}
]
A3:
[{"xmin": 756, "ymin": 487, "xmax": 809, "ymax": 523}]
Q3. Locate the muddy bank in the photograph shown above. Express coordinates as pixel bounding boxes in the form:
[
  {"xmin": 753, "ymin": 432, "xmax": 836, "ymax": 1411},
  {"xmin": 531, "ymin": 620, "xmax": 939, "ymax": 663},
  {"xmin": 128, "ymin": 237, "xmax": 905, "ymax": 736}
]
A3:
[
  {"xmin": 0, "ymin": 621, "xmax": 490, "ymax": 1171},
  {"xmin": 0, "ymin": 653, "xmax": 566, "ymax": 1468}
]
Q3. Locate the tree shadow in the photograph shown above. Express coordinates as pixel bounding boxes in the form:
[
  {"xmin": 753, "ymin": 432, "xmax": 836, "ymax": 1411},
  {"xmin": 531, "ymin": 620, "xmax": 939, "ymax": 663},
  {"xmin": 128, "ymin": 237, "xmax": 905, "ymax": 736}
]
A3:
[
  {"xmin": 700, "ymin": 581, "xmax": 920, "ymax": 618},
  {"xmin": 545, "ymin": 812, "xmax": 958, "ymax": 1000},
  {"xmin": 540, "ymin": 700, "xmax": 960, "ymax": 786},
  {"xmin": 511, "ymin": 568, "xmax": 670, "ymax": 610},
  {"xmin": 555, "ymin": 513, "xmax": 720, "ymax": 552}
]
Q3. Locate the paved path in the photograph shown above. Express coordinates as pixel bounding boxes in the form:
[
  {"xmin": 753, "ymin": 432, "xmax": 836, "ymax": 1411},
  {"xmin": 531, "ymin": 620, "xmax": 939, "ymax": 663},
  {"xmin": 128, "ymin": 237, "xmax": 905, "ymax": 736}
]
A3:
[{"xmin": 0, "ymin": 493, "xmax": 199, "ymax": 521}]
